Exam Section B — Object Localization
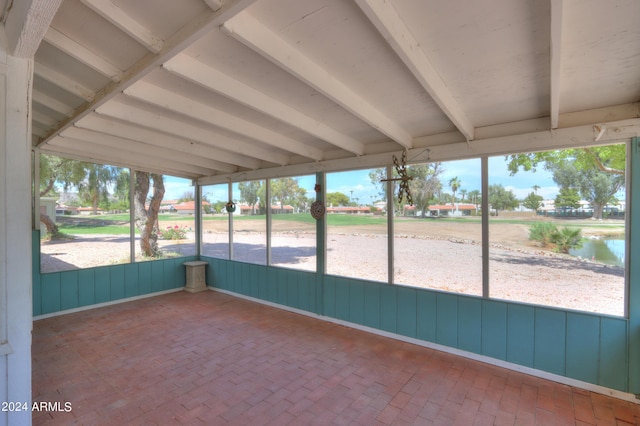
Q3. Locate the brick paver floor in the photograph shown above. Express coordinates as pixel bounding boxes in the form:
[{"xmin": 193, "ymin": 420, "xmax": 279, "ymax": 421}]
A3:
[{"xmin": 32, "ymin": 290, "xmax": 640, "ymax": 425}]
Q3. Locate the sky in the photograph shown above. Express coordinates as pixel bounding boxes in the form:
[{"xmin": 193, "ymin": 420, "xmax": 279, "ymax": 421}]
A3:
[{"xmin": 176, "ymin": 156, "xmax": 559, "ymax": 205}]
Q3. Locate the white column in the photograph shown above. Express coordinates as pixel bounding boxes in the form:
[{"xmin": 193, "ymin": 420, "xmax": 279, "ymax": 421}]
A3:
[{"xmin": 0, "ymin": 45, "xmax": 34, "ymax": 426}]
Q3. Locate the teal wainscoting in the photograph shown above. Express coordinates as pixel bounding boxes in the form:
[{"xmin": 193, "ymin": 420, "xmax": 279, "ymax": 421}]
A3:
[
  {"xmin": 202, "ymin": 256, "xmax": 630, "ymax": 393},
  {"xmin": 33, "ymin": 230, "xmax": 195, "ymax": 316}
]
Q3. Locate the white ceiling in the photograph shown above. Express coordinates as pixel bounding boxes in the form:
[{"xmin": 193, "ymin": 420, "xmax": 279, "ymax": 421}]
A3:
[{"xmin": 28, "ymin": 0, "xmax": 640, "ymax": 183}]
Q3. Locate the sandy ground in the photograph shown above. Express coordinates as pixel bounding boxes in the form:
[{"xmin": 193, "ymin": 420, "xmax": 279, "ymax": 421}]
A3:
[{"xmin": 40, "ymin": 217, "xmax": 625, "ymax": 316}]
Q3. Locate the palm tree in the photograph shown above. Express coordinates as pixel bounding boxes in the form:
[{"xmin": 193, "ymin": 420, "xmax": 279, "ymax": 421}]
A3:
[
  {"xmin": 459, "ymin": 188, "xmax": 467, "ymax": 203},
  {"xmin": 449, "ymin": 177, "xmax": 461, "ymax": 214},
  {"xmin": 532, "ymin": 184, "xmax": 540, "ymax": 195}
]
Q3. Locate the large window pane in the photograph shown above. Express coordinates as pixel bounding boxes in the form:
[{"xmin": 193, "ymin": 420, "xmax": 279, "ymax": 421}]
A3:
[
  {"xmin": 270, "ymin": 176, "xmax": 316, "ymax": 271},
  {"xmin": 39, "ymin": 155, "xmax": 131, "ymax": 273},
  {"xmin": 326, "ymin": 170, "xmax": 387, "ymax": 282},
  {"xmin": 394, "ymin": 159, "xmax": 483, "ymax": 295},
  {"xmin": 134, "ymin": 173, "xmax": 196, "ymax": 260},
  {"xmin": 232, "ymin": 180, "xmax": 266, "ymax": 264},
  {"xmin": 202, "ymin": 183, "xmax": 230, "ymax": 259},
  {"xmin": 489, "ymin": 144, "xmax": 626, "ymax": 316}
]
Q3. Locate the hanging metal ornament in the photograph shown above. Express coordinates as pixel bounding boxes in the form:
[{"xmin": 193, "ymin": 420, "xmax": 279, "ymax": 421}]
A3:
[
  {"xmin": 225, "ymin": 201, "xmax": 236, "ymax": 213},
  {"xmin": 381, "ymin": 150, "xmax": 413, "ymax": 205}
]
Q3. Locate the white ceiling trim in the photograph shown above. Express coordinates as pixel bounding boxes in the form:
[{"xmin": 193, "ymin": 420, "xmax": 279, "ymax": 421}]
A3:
[
  {"xmin": 80, "ymin": 0, "xmax": 164, "ymax": 54},
  {"xmin": 96, "ymin": 100, "xmax": 289, "ymax": 166},
  {"xmin": 34, "ymin": 63, "xmax": 96, "ymax": 102},
  {"xmin": 44, "ymin": 27, "xmax": 123, "ymax": 81},
  {"xmin": 163, "ymin": 53, "xmax": 366, "ymax": 156},
  {"xmin": 550, "ymin": 0, "xmax": 564, "ymax": 130},
  {"xmin": 77, "ymin": 113, "xmax": 241, "ymax": 173},
  {"xmin": 124, "ymin": 80, "xmax": 324, "ymax": 160},
  {"xmin": 32, "ymin": 89, "xmax": 74, "ymax": 116},
  {"xmin": 354, "ymin": 0, "xmax": 475, "ymax": 141},
  {"xmin": 222, "ymin": 12, "xmax": 414, "ymax": 149}
]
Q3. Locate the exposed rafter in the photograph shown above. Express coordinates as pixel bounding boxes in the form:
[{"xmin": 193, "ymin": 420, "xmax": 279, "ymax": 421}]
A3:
[
  {"xmin": 222, "ymin": 12, "xmax": 413, "ymax": 149},
  {"xmin": 77, "ymin": 113, "xmax": 243, "ymax": 173},
  {"xmin": 96, "ymin": 99, "xmax": 289, "ymax": 165},
  {"xmin": 355, "ymin": 0, "xmax": 474, "ymax": 141},
  {"xmin": 44, "ymin": 27, "xmax": 123, "ymax": 81},
  {"xmin": 34, "ymin": 63, "xmax": 96, "ymax": 102},
  {"xmin": 3, "ymin": 0, "xmax": 62, "ymax": 58},
  {"xmin": 80, "ymin": 0, "xmax": 164, "ymax": 54},
  {"xmin": 550, "ymin": 0, "xmax": 564, "ymax": 130},
  {"xmin": 124, "ymin": 80, "xmax": 324, "ymax": 161},
  {"xmin": 37, "ymin": 0, "xmax": 258, "ymax": 147},
  {"xmin": 32, "ymin": 89, "xmax": 75, "ymax": 116},
  {"xmin": 60, "ymin": 127, "xmax": 226, "ymax": 174}
]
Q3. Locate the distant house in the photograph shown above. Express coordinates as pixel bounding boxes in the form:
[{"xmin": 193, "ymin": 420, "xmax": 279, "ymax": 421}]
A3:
[
  {"xmin": 172, "ymin": 200, "xmax": 210, "ymax": 215},
  {"xmin": 427, "ymin": 203, "xmax": 477, "ymax": 217},
  {"xmin": 326, "ymin": 206, "xmax": 371, "ymax": 214},
  {"xmin": 77, "ymin": 207, "xmax": 104, "ymax": 215}
]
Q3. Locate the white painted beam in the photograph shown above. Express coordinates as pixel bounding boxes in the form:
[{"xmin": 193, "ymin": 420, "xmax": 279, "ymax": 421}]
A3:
[
  {"xmin": 61, "ymin": 126, "xmax": 233, "ymax": 173},
  {"xmin": 124, "ymin": 80, "xmax": 324, "ymax": 160},
  {"xmin": 38, "ymin": 0, "xmax": 258, "ymax": 146},
  {"xmin": 80, "ymin": 0, "xmax": 164, "ymax": 54},
  {"xmin": 4, "ymin": 0, "xmax": 62, "ymax": 58},
  {"xmin": 96, "ymin": 99, "xmax": 289, "ymax": 165},
  {"xmin": 163, "ymin": 54, "xmax": 366, "ymax": 155},
  {"xmin": 222, "ymin": 13, "xmax": 413, "ymax": 149},
  {"xmin": 47, "ymin": 136, "xmax": 210, "ymax": 178},
  {"xmin": 34, "ymin": 63, "xmax": 96, "ymax": 102},
  {"xmin": 76, "ymin": 113, "xmax": 245, "ymax": 172},
  {"xmin": 32, "ymin": 89, "xmax": 75, "ymax": 116},
  {"xmin": 44, "ymin": 27, "xmax": 123, "ymax": 81},
  {"xmin": 550, "ymin": 0, "xmax": 564, "ymax": 130},
  {"xmin": 355, "ymin": 0, "xmax": 475, "ymax": 141}
]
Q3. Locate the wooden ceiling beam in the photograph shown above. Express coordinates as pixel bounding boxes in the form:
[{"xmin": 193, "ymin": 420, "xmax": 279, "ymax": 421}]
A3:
[
  {"xmin": 222, "ymin": 12, "xmax": 413, "ymax": 149},
  {"xmin": 550, "ymin": 0, "xmax": 565, "ymax": 130}
]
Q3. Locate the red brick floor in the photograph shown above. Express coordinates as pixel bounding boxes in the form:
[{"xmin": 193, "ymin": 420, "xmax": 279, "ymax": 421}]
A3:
[{"xmin": 32, "ymin": 291, "xmax": 640, "ymax": 425}]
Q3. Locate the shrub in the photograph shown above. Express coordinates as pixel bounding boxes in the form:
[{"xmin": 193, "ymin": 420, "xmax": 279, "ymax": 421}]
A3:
[
  {"xmin": 159, "ymin": 225, "xmax": 188, "ymax": 240},
  {"xmin": 550, "ymin": 227, "xmax": 583, "ymax": 254},
  {"xmin": 529, "ymin": 222, "xmax": 557, "ymax": 246}
]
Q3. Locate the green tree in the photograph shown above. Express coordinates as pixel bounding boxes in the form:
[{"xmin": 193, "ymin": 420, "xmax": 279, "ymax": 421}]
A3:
[
  {"xmin": 178, "ymin": 191, "xmax": 195, "ymax": 202},
  {"xmin": 449, "ymin": 176, "xmax": 461, "ymax": 214},
  {"xmin": 554, "ymin": 187, "xmax": 581, "ymax": 211},
  {"xmin": 407, "ymin": 163, "xmax": 443, "ymax": 217},
  {"xmin": 522, "ymin": 192, "xmax": 543, "ymax": 213},
  {"xmin": 468, "ymin": 189, "xmax": 481, "ymax": 207},
  {"xmin": 326, "ymin": 192, "xmax": 350, "ymax": 206},
  {"xmin": 77, "ymin": 163, "xmax": 121, "ymax": 214},
  {"xmin": 488, "ymin": 184, "xmax": 518, "ymax": 215},
  {"xmin": 271, "ymin": 177, "xmax": 306, "ymax": 211},
  {"xmin": 238, "ymin": 181, "xmax": 262, "ymax": 214}
]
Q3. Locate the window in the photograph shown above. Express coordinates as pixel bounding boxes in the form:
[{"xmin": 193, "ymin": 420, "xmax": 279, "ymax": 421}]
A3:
[
  {"xmin": 39, "ymin": 155, "xmax": 131, "ymax": 273},
  {"xmin": 326, "ymin": 170, "xmax": 387, "ymax": 282},
  {"xmin": 393, "ymin": 159, "xmax": 483, "ymax": 295},
  {"xmin": 232, "ymin": 180, "xmax": 266, "ymax": 264},
  {"xmin": 488, "ymin": 144, "xmax": 626, "ymax": 316},
  {"xmin": 201, "ymin": 183, "xmax": 230, "ymax": 259},
  {"xmin": 269, "ymin": 176, "xmax": 316, "ymax": 271}
]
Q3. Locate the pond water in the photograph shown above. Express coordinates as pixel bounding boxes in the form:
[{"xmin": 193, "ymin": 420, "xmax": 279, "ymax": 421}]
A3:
[{"xmin": 569, "ymin": 238, "xmax": 625, "ymax": 267}]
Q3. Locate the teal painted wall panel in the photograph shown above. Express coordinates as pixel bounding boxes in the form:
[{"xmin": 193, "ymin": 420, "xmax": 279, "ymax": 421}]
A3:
[
  {"xmin": 41, "ymin": 273, "xmax": 61, "ymax": 314},
  {"xmin": 94, "ymin": 268, "xmax": 110, "ymax": 304},
  {"xmin": 60, "ymin": 271, "xmax": 79, "ymax": 311},
  {"xmin": 323, "ymin": 275, "xmax": 336, "ymax": 318},
  {"xmin": 78, "ymin": 269, "xmax": 95, "ymax": 307},
  {"xmin": 266, "ymin": 267, "xmax": 278, "ymax": 303},
  {"xmin": 32, "ymin": 231, "xmax": 42, "ymax": 316},
  {"xmin": 150, "ymin": 261, "xmax": 164, "ymax": 293},
  {"xmin": 242, "ymin": 264, "xmax": 252, "ymax": 296},
  {"xmin": 506, "ymin": 304, "xmax": 534, "ymax": 367},
  {"xmin": 335, "ymin": 278, "xmax": 350, "ymax": 322},
  {"xmin": 298, "ymin": 272, "xmax": 312, "ymax": 312},
  {"xmin": 110, "ymin": 265, "xmax": 125, "ymax": 301},
  {"xmin": 458, "ymin": 298, "xmax": 482, "ymax": 353},
  {"xmin": 162, "ymin": 260, "xmax": 177, "ymax": 290},
  {"xmin": 138, "ymin": 262, "xmax": 152, "ymax": 294},
  {"xmin": 565, "ymin": 313, "xmax": 600, "ymax": 384},
  {"xmin": 379, "ymin": 284, "xmax": 397, "ymax": 333},
  {"xmin": 277, "ymin": 268, "xmax": 289, "ymax": 305},
  {"xmin": 363, "ymin": 283, "xmax": 381, "ymax": 329},
  {"xmin": 416, "ymin": 291, "xmax": 436, "ymax": 342},
  {"xmin": 124, "ymin": 263, "xmax": 139, "ymax": 298},
  {"xmin": 286, "ymin": 270, "xmax": 298, "ymax": 308},
  {"xmin": 396, "ymin": 286, "xmax": 417, "ymax": 338},
  {"xmin": 33, "ymin": 272, "xmax": 42, "ymax": 317},
  {"xmin": 348, "ymin": 280, "xmax": 365, "ymax": 325},
  {"xmin": 436, "ymin": 293, "xmax": 457, "ymax": 347},
  {"xmin": 534, "ymin": 308, "xmax": 566, "ymax": 376},
  {"xmin": 599, "ymin": 318, "xmax": 628, "ymax": 391},
  {"xmin": 481, "ymin": 300, "xmax": 507, "ymax": 360},
  {"xmin": 258, "ymin": 265, "xmax": 268, "ymax": 300},
  {"xmin": 250, "ymin": 265, "xmax": 260, "ymax": 298}
]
